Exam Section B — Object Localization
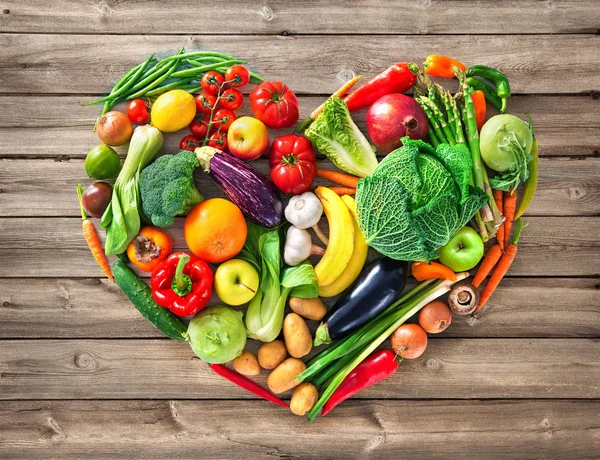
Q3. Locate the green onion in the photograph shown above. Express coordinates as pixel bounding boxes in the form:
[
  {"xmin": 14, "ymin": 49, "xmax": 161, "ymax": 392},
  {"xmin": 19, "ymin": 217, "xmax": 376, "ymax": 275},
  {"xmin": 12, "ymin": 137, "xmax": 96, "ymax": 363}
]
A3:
[{"xmin": 304, "ymin": 275, "xmax": 468, "ymax": 421}]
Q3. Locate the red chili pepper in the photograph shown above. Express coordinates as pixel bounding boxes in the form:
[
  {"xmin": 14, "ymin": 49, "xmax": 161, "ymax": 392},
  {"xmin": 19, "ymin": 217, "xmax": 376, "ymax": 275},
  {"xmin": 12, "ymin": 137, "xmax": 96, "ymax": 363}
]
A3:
[
  {"xmin": 471, "ymin": 89, "xmax": 487, "ymax": 131},
  {"xmin": 343, "ymin": 63, "xmax": 416, "ymax": 112},
  {"xmin": 423, "ymin": 55, "xmax": 467, "ymax": 78},
  {"xmin": 321, "ymin": 349, "xmax": 399, "ymax": 416},
  {"xmin": 151, "ymin": 252, "xmax": 213, "ymax": 317},
  {"xmin": 210, "ymin": 364, "xmax": 290, "ymax": 408}
]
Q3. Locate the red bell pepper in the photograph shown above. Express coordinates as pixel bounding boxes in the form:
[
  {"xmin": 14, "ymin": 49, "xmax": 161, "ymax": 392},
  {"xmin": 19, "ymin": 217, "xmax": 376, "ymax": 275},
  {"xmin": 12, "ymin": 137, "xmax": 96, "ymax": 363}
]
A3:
[
  {"xmin": 268, "ymin": 134, "xmax": 318, "ymax": 195},
  {"xmin": 151, "ymin": 252, "xmax": 213, "ymax": 317},
  {"xmin": 423, "ymin": 55, "xmax": 467, "ymax": 79},
  {"xmin": 321, "ymin": 349, "xmax": 400, "ymax": 416},
  {"xmin": 210, "ymin": 364, "xmax": 289, "ymax": 408},
  {"xmin": 343, "ymin": 63, "xmax": 416, "ymax": 112}
]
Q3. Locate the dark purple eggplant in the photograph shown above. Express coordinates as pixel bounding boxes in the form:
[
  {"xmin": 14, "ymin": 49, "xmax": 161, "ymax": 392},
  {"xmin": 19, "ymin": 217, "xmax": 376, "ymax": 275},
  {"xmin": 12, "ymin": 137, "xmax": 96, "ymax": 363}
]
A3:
[
  {"xmin": 195, "ymin": 146, "xmax": 283, "ymax": 227},
  {"xmin": 314, "ymin": 257, "xmax": 408, "ymax": 346}
]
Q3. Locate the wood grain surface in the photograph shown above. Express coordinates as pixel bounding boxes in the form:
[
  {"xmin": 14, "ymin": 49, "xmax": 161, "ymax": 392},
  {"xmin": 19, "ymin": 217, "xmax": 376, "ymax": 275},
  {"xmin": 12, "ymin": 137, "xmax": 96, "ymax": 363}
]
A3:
[{"xmin": 0, "ymin": 1, "xmax": 598, "ymax": 458}]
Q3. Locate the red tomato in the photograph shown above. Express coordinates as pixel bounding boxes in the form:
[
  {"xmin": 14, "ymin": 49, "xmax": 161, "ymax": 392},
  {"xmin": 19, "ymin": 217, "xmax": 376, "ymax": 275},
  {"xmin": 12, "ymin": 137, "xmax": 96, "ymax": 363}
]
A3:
[
  {"xmin": 189, "ymin": 117, "xmax": 208, "ymax": 138},
  {"xmin": 219, "ymin": 88, "xmax": 244, "ymax": 110},
  {"xmin": 250, "ymin": 81, "xmax": 299, "ymax": 129},
  {"xmin": 179, "ymin": 135, "xmax": 202, "ymax": 152},
  {"xmin": 225, "ymin": 65, "xmax": 250, "ymax": 88},
  {"xmin": 207, "ymin": 131, "xmax": 227, "ymax": 150},
  {"xmin": 126, "ymin": 99, "xmax": 149, "ymax": 124},
  {"xmin": 201, "ymin": 71, "xmax": 225, "ymax": 95},
  {"xmin": 268, "ymin": 134, "xmax": 317, "ymax": 195},
  {"xmin": 212, "ymin": 109, "xmax": 236, "ymax": 131},
  {"xmin": 195, "ymin": 92, "xmax": 217, "ymax": 115}
]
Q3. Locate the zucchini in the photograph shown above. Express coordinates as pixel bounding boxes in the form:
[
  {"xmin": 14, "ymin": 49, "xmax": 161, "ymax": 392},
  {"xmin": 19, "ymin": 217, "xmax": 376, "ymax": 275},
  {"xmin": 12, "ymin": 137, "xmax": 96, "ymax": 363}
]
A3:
[{"xmin": 113, "ymin": 260, "xmax": 188, "ymax": 341}]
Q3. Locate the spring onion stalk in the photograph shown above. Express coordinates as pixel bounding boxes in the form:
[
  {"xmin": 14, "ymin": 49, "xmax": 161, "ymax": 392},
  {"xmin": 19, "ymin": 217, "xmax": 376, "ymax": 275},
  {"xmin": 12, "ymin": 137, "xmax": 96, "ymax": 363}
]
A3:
[
  {"xmin": 305, "ymin": 274, "xmax": 468, "ymax": 421},
  {"xmin": 301, "ymin": 279, "xmax": 437, "ymax": 381}
]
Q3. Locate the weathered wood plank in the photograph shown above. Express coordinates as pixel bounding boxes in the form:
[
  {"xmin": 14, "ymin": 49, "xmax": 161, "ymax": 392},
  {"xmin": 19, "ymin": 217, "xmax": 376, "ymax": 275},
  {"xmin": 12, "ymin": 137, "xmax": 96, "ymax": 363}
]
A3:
[
  {"xmin": 0, "ymin": 338, "xmax": 597, "ymax": 400},
  {"xmin": 1, "ymin": 157, "xmax": 598, "ymax": 218},
  {"xmin": 0, "ymin": 278, "xmax": 597, "ymax": 339},
  {"xmin": 2, "ymin": 0, "xmax": 599, "ymax": 35},
  {"xmin": 1, "ymin": 34, "xmax": 599, "ymax": 95},
  {"xmin": 2, "ymin": 95, "xmax": 598, "ymax": 158},
  {"xmin": 1, "ymin": 400, "xmax": 599, "ymax": 459}
]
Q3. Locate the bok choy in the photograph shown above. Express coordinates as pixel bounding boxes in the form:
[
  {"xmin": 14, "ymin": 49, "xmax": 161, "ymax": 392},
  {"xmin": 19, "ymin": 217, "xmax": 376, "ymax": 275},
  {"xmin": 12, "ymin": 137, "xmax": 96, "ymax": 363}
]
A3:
[{"xmin": 240, "ymin": 224, "xmax": 318, "ymax": 342}]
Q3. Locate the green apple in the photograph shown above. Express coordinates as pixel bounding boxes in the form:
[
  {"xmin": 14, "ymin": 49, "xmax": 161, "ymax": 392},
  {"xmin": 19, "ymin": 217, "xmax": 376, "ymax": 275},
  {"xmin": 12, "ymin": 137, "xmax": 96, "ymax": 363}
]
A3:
[
  {"xmin": 437, "ymin": 226, "xmax": 484, "ymax": 272},
  {"xmin": 214, "ymin": 259, "xmax": 259, "ymax": 306}
]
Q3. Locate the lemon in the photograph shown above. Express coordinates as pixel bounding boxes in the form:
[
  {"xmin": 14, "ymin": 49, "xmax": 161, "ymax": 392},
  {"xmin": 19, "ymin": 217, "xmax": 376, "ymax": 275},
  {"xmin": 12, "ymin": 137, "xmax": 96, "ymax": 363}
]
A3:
[{"xmin": 151, "ymin": 90, "xmax": 196, "ymax": 132}]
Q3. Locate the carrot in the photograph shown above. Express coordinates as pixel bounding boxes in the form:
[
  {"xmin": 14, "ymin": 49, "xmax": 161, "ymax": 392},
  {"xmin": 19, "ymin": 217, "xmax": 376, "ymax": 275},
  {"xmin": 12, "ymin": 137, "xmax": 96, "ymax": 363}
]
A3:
[
  {"xmin": 317, "ymin": 169, "xmax": 360, "ymax": 188},
  {"xmin": 503, "ymin": 188, "xmax": 517, "ymax": 249},
  {"xmin": 309, "ymin": 75, "xmax": 363, "ymax": 120},
  {"xmin": 476, "ymin": 219, "xmax": 524, "ymax": 312},
  {"xmin": 77, "ymin": 184, "xmax": 114, "ymax": 282},
  {"xmin": 493, "ymin": 189, "xmax": 505, "ymax": 251},
  {"xmin": 472, "ymin": 244, "xmax": 503, "ymax": 288},
  {"xmin": 329, "ymin": 186, "xmax": 356, "ymax": 196}
]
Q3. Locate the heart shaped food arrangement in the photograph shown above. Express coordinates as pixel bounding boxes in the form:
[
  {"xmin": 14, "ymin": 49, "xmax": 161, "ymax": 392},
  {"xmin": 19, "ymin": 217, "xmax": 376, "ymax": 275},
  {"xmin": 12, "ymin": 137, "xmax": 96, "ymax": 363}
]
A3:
[{"xmin": 79, "ymin": 50, "xmax": 537, "ymax": 420}]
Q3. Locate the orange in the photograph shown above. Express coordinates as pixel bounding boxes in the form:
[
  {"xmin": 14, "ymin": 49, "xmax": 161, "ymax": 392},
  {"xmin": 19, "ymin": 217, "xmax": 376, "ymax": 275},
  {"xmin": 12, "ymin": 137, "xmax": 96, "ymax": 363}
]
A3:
[{"xmin": 184, "ymin": 198, "xmax": 247, "ymax": 263}]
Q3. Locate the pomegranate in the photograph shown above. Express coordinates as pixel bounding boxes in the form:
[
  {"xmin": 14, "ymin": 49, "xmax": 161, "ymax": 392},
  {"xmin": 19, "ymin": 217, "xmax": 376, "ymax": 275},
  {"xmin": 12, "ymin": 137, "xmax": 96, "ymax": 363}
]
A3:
[{"xmin": 366, "ymin": 94, "xmax": 428, "ymax": 153}]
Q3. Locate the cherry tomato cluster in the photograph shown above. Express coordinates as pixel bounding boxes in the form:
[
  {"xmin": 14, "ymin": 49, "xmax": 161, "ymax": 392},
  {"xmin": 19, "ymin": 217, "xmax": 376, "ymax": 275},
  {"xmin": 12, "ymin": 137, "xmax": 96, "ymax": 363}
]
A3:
[{"xmin": 179, "ymin": 65, "xmax": 251, "ymax": 152}]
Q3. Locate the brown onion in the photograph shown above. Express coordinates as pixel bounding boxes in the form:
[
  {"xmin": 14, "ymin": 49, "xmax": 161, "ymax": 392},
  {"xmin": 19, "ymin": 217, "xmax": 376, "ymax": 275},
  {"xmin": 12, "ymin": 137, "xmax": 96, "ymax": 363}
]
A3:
[
  {"xmin": 418, "ymin": 301, "xmax": 452, "ymax": 334},
  {"xmin": 97, "ymin": 111, "xmax": 133, "ymax": 146},
  {"xmin": 390, "ymin": 323, "xmax": 427, "ymax": 359}
]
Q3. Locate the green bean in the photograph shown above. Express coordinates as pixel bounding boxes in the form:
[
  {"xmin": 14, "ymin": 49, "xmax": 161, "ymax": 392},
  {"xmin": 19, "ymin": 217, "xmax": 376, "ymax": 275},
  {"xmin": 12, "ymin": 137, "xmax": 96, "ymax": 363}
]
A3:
[
  {"xmin": 185, "ymin": 56, "xmax": 228, "ymax": 67},
  {"xmin": 142, "ymin": 80, "xmax": 197, "ymax": 97},
  {"xmin": 126, "ymin": 58, "xmax": 181, "ymax": 100},
  {"xmin": 170, "ymin": 59, "xmax": 244, "ymax": 79},
  {"xmin": 184, "ymin": 85, "xmax": 202, "ymax": 94},
  {"xmin": 84, "ymin": 53, "xmax": 155, "ymax": 106},
  {"xmin": 156, "ymin": 51, "xmax": 238, "ymax": 66},
  {"xmin": 249, "ymin": 71, "xmax": 265, "ymax": 84}
]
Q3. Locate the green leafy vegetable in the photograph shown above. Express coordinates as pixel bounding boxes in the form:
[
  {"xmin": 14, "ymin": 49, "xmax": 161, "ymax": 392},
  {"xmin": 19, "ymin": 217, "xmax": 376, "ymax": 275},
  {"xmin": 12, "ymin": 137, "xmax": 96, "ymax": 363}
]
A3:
[
  {"xmin": 305, "ymin": 95, "xmax": 378, "ymax": 177},
  {"xmin": 139, "ymin": 150, "xmax": 204, "ymax": 227},
  {"xmin": 356, "ymin": 137, "xmax": 487, "ymax": 262},
  {"xmin": 101, "ymin": 125, "xmax": 164, "ymax": 254},
  {"xmin": 242, "ymin": 224, "xmax": 318, "ymax": 342},
  {"xmin": 187, "ymin": 306, "xmax": 247, "ymax": 364}
]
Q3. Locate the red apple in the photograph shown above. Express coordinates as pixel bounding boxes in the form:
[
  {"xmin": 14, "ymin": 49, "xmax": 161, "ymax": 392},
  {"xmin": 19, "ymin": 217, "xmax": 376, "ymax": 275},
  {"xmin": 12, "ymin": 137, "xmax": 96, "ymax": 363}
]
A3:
[
  {"xmin": 366, "ymin": 94, "xmax": 428, "ymax": 153},
  {"xmin": 227, "ymin": 116, "xmax": 270, "ymax": 160}
]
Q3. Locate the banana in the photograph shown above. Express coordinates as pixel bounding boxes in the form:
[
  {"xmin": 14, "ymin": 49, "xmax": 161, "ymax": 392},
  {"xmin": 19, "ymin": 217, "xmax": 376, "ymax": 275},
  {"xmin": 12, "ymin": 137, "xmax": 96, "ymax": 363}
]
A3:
[
  {"xmin": 319, "ymin": 195, "xmax": 369, "ymax": 297},
  {"xmin": 314, "ymin": 186, "xmax": 355, "ymax": 287}
]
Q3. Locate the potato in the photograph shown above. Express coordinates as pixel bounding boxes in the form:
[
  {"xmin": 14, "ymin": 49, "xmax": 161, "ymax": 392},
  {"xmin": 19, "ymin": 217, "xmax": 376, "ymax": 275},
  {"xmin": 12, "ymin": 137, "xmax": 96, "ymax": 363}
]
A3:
[
  {"xmin": 257, "ymin": 340, "xmax": 287, "ymax": 370},
  {"xmin": 290, "ymin": 383, "xmax": 319, "ymax": 416},
  {"xmin": 283, "ymin": 313, "xmax": 312, "ymax": 358},
  {"xmin": 289, "ymin": 297, "xmax": 327, "ymax": 321},
  {"xmin": 267, "ymin": 358, "xmax": 306, "ymax": 394},
  {"xmin": 232, "ymin": 351, "xmax": 260, "ymax": 376}
]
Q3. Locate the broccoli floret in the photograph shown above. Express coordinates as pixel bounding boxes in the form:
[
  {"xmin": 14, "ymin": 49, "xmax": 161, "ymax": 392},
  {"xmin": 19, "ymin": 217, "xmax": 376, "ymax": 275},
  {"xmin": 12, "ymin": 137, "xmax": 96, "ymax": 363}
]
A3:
[{"xmin": 139, "ymin": 150, "xmax": 203, "ymax": 227}]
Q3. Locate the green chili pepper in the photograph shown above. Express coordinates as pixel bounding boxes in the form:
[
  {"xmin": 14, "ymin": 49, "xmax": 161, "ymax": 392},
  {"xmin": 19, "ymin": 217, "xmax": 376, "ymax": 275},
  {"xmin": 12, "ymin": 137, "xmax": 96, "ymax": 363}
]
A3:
[
  {"xmin": 466, "ymin": 77, "xmax": 503, "ymax": 111},
  {"xmin": 466, "ymin": 65, "xmax": 511, "ymax": 113}
]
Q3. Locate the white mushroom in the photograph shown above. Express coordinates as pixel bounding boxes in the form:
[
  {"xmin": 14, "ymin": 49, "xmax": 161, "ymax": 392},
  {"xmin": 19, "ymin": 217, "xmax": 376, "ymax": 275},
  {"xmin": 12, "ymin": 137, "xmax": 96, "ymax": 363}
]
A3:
[
  {"xmin": 285, "ymin": 192, "xmax": 329, "ymax": 245},
  {"xmin": 284, "ymin": 226, "xmax": 325, "ymax": 266}
]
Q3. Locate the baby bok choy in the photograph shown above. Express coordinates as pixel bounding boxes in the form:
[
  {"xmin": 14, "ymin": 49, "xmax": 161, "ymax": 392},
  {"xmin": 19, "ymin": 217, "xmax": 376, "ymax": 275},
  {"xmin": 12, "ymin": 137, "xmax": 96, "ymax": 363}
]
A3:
[
  {"xmin": 239, "ymin": 224, "xmax": 319, "ymax": 342},
  {"xmin": 101, "ymin": 125, "xmax": 164, "ymax": 254}
]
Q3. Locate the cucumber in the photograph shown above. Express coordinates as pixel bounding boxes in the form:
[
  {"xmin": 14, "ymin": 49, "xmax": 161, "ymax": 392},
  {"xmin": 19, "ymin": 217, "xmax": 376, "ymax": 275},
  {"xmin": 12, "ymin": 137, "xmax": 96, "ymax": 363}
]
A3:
[{"xmin": 113, "ymin": 260, "xmax": 188, "ymax": 341}]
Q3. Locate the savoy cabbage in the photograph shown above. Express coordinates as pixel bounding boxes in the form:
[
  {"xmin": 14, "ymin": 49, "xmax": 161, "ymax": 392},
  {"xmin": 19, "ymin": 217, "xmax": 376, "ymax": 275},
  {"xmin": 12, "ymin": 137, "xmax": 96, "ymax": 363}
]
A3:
[{"xmin": 356, "ymin": 137, "xmax": 487, "ymax": 262}]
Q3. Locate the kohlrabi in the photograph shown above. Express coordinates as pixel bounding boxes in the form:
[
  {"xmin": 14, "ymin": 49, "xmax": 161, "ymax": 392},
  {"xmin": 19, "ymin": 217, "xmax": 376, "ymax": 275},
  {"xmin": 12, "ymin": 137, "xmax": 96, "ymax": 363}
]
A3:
[{"xmin": 479, "ymin": 114, "xmax": 533, "ymax": 191}]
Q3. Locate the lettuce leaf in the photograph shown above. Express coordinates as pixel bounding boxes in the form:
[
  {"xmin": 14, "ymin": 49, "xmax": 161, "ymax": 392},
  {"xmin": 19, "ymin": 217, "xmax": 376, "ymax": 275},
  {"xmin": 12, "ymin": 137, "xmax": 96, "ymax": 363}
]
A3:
[
  {"xmin": 356, "ymin": 138, "xmax": 488, "ymax": 262},
  {"xmin": 305, "ymin": 96, "xmax": 378, "ymax": 177}
]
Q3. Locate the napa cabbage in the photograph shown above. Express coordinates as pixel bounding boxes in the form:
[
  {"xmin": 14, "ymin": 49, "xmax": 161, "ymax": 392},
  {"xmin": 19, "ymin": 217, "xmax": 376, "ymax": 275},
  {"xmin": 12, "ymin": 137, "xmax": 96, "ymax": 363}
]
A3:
[{"xmin": 356, "ymin": 137, "xmax": 488, "ymax": 262}]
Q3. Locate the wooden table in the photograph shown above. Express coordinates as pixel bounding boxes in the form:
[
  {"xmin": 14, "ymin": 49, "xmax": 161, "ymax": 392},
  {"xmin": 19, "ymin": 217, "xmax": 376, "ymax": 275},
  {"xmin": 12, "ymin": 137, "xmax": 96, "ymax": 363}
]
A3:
[{"xmin": 1, "ymin": 1, "xmax": 599, "ymax": 458}]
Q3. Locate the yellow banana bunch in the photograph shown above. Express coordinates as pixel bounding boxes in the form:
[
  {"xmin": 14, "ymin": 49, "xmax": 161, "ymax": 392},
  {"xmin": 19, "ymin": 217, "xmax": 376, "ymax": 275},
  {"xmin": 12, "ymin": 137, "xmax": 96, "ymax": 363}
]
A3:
[{"xmin": 319, "ymin": 196, "xmax": 369, "ymax": 297}]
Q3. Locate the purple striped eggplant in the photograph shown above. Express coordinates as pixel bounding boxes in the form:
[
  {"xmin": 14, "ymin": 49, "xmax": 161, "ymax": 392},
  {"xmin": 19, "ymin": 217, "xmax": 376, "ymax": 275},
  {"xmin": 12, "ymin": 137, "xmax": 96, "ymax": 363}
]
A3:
[{"xmin": 195, "ymin": 146, "xmax": 283, "ymax": 227}]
